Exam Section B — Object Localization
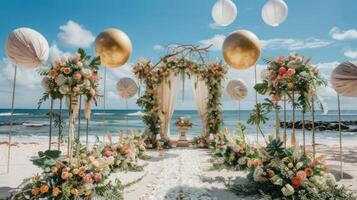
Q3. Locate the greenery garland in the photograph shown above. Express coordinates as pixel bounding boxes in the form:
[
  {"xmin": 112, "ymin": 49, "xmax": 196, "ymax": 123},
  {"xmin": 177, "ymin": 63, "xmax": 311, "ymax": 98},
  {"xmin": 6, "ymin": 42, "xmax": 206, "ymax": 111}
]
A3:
[{"xmin": 132, "ymin": 45, "xmax": 227, "ymax": 145}]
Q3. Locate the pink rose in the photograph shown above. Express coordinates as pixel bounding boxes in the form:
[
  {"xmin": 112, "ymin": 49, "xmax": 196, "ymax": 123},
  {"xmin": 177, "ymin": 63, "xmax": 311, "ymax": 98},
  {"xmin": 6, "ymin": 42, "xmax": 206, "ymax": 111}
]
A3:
[
  {"xmin": 279, "ymin": 67, "xmax": 287, "ymax": 74},
  {"xmin": 83, "ymin": 175, "xmax": 92, "ymax": 183},
  {"xmin": 93, "ymin": 173, "xmax": 102, "ymax": 182},
  {"xmin": 287, "ymin": 68, "xmax": 295, "ymax": 76},
  {"xmin": 75, "ymin": 72, "xmax": 82, "ymax": 80},
  {"xmin": 103, "ymin": 150, "xmax": 112, "ymax": 157},
  {"xmin": 296, "ymin": 170, "xmax": 307, "ymax": 181}
]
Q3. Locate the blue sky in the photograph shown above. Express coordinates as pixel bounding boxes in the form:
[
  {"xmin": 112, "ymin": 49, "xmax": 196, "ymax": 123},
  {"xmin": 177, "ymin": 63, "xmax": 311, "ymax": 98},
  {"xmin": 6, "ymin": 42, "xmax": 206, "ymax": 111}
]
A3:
[{"xmin": 0, "ymin": 0, "xmax": 356, "ymax": 110}]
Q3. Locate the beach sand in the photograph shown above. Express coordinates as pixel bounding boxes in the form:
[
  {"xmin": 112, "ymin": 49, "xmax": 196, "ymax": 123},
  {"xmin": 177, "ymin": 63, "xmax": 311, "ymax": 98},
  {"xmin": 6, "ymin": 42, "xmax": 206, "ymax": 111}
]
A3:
[{"xmin": 0, "ymin": 138, "xmax": 356, "ymax": 200}]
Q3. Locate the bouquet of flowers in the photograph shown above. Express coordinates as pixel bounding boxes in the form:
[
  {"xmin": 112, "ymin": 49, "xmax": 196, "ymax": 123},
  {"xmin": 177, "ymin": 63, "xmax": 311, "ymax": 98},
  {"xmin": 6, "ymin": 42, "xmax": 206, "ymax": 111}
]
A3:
[
  {"xmin": 174, "ymin": 117, "xmax": 193, "ymax": 128},
  {"xmin": 39, "ymin": 48, "xmax": 101, "ymax": 108},
  {"xmin": 255, "ymin": 54, "xmax": 326, "ymax": 107},
  {"xmin": 230, "ymin": 139, "xmax": 356, "ymax": 199},
  {"xmin": 210, "ymin": 128, "xmax": 263, "ymax": 170}
]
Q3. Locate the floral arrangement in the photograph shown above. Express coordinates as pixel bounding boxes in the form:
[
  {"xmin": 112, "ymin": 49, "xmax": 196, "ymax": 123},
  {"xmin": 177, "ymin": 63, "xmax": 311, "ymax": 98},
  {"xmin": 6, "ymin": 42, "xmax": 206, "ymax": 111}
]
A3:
[
  {"xmin": 9, "ymin": 132, "xmax": 147, "ymax": 200},
  {"xmin": 38, "ymin": 48, "xmax": 101, "ymax": 109},
  {"xmin": 133, "ymin": 45, "xmax": 227, "ymax": 147},
  {"xmin": 192, "ymin": 135, "xmax": 210, "ymax": 148},
  {"xmin": 255, "ymin": 54, "xmax": 326, "ymax": 109},
  {"xmin": 174, "ymin": 117, "xmax": 193, "ymax": 128},
  {"xmin": 229, "ymin": 139, "xmax": 356, "ymax": 199},
  {"xmin": 210, "ymin": 128, "xmax": 262, "ymax": 170}
]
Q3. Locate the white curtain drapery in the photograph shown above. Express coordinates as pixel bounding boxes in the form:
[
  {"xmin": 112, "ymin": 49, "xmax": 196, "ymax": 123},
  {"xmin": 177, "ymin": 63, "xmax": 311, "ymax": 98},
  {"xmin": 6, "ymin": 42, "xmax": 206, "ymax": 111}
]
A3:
[
  {"xmin": 157, "ymin": 72, "xmax": 180, "ymax": 138},
  {"xmin": 191, "ymin": 75, "xmax": 210, "ymax": 137}
]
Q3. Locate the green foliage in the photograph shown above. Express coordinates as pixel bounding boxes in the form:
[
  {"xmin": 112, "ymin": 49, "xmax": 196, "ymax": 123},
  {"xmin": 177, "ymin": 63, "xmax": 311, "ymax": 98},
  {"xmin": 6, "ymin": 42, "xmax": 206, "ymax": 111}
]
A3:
[
  {"xmin": 37, "ymin": 93, "xmax": 49, "ymax": 109},
  {"xmin": 266, "ymin": 139, "xmax": 285, "ymax": 157},
  {"xmin": 31, "ymin": 150, "xmax": 62, "ymax": 169}
]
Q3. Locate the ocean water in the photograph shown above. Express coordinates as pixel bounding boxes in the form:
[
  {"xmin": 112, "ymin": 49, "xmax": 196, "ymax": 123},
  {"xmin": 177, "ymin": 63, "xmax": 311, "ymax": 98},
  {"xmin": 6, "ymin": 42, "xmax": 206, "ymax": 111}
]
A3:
[{"xmin": 0, "ymin": 109, "xmax": 357, "ymax": 144}]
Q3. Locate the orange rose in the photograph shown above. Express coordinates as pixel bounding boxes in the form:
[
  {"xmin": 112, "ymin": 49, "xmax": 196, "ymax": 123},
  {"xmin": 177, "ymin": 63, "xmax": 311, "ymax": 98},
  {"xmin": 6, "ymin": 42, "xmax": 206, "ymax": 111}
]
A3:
[
  {"xmin": 50, "ymin": 166, "xmax": 58, "ymax": 173},
  {"xmin": 291, "ymin": 176, "xmax": 301, "ymax": 188},
  {"xmin": 49, "ymin": 69, "xmax": 57, "ymax": 78},
  {"xmin": 31, "ymin": 188, "xmax": 40, "ymax": 196},
  {"xmin": 62, "ymin": 67, "xmax": 71, "ymax": 74},
  {"xmin": 61, "ymin": 171, "xmax": 70, "ymax": 180},
  {"xmin": 52, "ymin": 187, "xmax": 61, "ymax": 196},
  {"xmin": 55, "ymin": 162, "xmax": 62, "ymax": 169},
  {"xmin": 305, "ymin": 168, "xmax": 313, "ymax": 177},
  {"xmin": 40, "ymin": 184, "xmax": 49, "ymax": 193},
  {"xmin": 70, "ymin": 188, "xmax": 79, "ymax": 195}
]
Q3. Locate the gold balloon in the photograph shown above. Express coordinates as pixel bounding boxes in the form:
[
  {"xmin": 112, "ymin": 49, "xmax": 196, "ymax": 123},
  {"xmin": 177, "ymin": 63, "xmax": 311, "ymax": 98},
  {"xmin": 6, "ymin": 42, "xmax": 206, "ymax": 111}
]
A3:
[
  {"xmin": 94, "ymin": 28, "xmax": 132, "ymax": 68},
  {"xmin": 222, "ymin": 30, "xmax": 261, "ymax": 70}
]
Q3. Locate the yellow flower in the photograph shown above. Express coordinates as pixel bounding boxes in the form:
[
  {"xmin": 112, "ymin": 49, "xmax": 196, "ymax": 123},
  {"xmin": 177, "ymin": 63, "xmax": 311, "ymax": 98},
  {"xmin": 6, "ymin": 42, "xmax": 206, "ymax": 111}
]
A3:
[
  {"xmin": 40, "ymin": 184, "xmax": 49, "ymax": 194},
  {"xmin": 319, "ymin": 171, "xmax": 325, "ymax": 176},
  {"xmin": 288, "ymin": 163, "xmax": 294, "ymax": 169},
  {"xmin": 52, "ymin": 187, "xmax": 61, "ymax": 197},
  {"xmin": 72, "ymin": 168, "xmax": 79, "ymax": 175},
  {"xmin": 84, "ymin": 190, "xmax": 92, "ymax": 196},
  {"xmin": 70, "ymin": 188, "xmax": 79, "ymax": 195},
  {"xmin": 31, "ymin": 188, "xmax": 40, "ymax": 196}
]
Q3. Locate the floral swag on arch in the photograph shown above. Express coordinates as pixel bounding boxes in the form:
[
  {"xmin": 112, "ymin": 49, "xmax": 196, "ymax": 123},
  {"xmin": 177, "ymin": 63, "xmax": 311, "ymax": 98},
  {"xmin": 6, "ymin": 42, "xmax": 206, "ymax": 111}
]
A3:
[{"xmin": 132, "ymin": 45, "xmax": 227, "ymax": 146}]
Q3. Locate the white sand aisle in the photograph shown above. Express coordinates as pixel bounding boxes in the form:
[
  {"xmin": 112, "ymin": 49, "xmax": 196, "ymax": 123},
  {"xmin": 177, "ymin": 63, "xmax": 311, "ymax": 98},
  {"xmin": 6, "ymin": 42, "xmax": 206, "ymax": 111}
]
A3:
[{"xmin": 123, "ymin": 149, "xmax": 255, "ymax": 200}]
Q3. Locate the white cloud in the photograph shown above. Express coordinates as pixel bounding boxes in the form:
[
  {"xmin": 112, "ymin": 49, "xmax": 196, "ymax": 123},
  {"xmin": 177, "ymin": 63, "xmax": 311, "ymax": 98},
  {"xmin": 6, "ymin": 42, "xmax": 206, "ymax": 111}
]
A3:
[
  {"xmin": 344, "ymin": 49, "xmax": 357, "ymax": 59},
  {"xmin": 261, "ymin": 38, "xmax": 331, "ymax": 50},
  {"xmin": 208, "ymin": 23, "xmax": 224, "ymax": 30},
  {"xmin": 57, "ymin": 20, "xmax": 95, "ymax": 48},
  {"xmin": 329, "ymin": 27, "xmax": 357, "ymax": 41},
  {"xmin": 153, "ymin": 44, "xmax": 165, "ymax": 51},
  {"xmin": 198, "ymin": 34, "xmax": 226, "ymax": 51},
  {"xmin": 49, "ymin": 42, "xmax": 71, "ymax": 60}
]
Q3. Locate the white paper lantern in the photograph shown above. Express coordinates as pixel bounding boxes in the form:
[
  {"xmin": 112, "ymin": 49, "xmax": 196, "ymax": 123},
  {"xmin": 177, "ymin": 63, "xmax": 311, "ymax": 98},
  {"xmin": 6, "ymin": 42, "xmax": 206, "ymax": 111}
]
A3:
[
  {"xmin": 212, "ymin": 0, "xmax": 237, "ymax": 26},
  {"xmin": 331, "ymin": 62, "xmax": 357, "ymax": 97},
  {"xmin": 116, "ymin": 77, "xmax": 138, "ymax": 99},
  {"xmin": 226, "ymin": 79, "xmax": 248, "ymax": 101},
  {"xmin": 6, "ymin": 27, "xmax": 49, "ymax": 68},
  {"xmin": 262, "ymin": 0, "xmax": 288, "ymax": 27}
]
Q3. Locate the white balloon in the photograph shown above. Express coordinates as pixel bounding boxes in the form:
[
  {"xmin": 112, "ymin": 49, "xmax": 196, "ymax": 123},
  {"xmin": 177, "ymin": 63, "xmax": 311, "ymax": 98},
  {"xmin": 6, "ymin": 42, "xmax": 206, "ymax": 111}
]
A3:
[
  {"xmin": 226, "ymin": 79, "xmax": 248, "ymax": 101},
  {"xmin": 6, "ymin": 27, "xmax": 49, "ymax": 68},
  {"xmin": 116, "ymin": 77, "xmax": 138, "ymax": 99},
  {"xmin": 262, "ymin": 0, "xmax": 288, "ymax": 27},
  {"xmin": 212, "ymin": 0, "xmax": 237, "ymax": 26},
  {"xmin": 331, "ymin": 62, "xmax": 357, "ymax": 97}
]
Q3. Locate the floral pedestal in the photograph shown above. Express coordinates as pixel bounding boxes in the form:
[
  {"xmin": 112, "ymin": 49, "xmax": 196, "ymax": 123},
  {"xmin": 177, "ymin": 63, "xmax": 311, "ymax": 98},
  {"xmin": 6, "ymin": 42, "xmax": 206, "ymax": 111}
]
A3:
[{"xmin": 177, "ymin": 127, "xmax": 189, "ymax": 147}]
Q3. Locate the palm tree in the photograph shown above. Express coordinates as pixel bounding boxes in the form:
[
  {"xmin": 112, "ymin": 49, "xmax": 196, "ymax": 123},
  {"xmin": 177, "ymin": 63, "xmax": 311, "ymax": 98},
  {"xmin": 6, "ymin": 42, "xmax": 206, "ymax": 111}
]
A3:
[{"xmin": 247, "ymin": 103, "xmax": 269, "ymax": 144}]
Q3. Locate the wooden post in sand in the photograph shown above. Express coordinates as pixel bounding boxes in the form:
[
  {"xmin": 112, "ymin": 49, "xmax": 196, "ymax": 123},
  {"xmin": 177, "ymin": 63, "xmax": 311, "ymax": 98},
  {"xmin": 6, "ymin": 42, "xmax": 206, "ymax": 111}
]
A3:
[{"xmin": 337, "ymin": 94, "xmax": 343, "ymax": 179}]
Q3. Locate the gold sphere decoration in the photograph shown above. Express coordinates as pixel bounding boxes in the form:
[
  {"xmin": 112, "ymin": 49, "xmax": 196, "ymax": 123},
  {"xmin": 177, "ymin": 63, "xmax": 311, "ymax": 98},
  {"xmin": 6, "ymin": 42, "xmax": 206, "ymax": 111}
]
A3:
[
  {"xmin": 94, "ymin": 28, "xmax": 132, "ymax": 68},
  {"xmin": 222, "ymin": 29, "xmax": 261, "ymax": 70}
]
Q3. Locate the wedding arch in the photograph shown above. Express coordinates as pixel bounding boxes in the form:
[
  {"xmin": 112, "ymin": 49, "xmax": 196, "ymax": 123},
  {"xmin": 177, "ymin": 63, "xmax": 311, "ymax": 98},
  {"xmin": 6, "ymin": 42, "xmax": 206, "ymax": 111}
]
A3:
[{"xmin": 132, "ymin": 45, "xmax": 227, "ymax": 142}]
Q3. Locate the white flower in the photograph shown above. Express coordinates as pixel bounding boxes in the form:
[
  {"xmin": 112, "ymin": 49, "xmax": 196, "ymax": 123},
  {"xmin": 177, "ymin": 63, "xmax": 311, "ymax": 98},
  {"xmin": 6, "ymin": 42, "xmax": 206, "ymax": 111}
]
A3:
[
  {"xmin": 324, "ymin": 173, "xmax": 336, "ymax": 187},
  {"xmin": 81, "ymin": 68, "xmax": 92, "ymax": 78},
  {"xmin": 260, "ymin": 69, "xmax": 271, "ymax": 80},
  {"xmin": 296, "ymin": 162, "xmax": 303, "ymax": 170},
  {"xmin": 281, "ymin": 184, "xmax": 295, "ymax": 196},
  {"xmin": 253, "ymin": 167, "xmax": 264, "ymax": 182},
  {"xmin": 310, "ymin": 175, "xmax": 328, "ymax": 190},
  {"xmin": 55, "ymin": 74, "xmax": 67, "ymax": 86},
  {"xmin": 59, "ymin": 85, "xmax": 71, "ymax": 94},
  {"xmin": 238, "ymin": 157, "xmax": 246, "ymax": 165},
  {"xmin": 41, "ymin": 77, "xmax": 51, "ymax": 92}
]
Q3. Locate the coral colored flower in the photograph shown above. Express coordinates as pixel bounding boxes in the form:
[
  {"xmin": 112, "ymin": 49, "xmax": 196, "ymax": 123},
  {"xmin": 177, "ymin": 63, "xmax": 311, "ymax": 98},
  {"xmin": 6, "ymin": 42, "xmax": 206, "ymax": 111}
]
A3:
[
  {"xmin": 305, "ymin": 168, "xmax": 313, "ymax": 177},
  {"xmin": 83, "ymin": 175, "xmax": 92, "ymax": 183},
  {"xmin": 93, "ymin": 173, "xmax": 102, "ymax": 182},
  {"xmin": 74, "ymin": 72, "xmax": 82, "ymax": 80},
  {"xmin": 49, "ymin": 69, "xmax": 57, "ymax": 78},
  {"xmin": 62, "ymin": 67, "xmax": 71, "ymax": 74},
  {"xmin": 279, "ymin": 67, "xmax": 287, "ymax": 74},
  {"xmin": 296, "ymin": 170, "xmax": 307, "ymax": 181},
  {"xmin": 31, "ymin": 188, "xmax": 40, "ymax": 196},
  {"xmin": 291, "ymin": 176, "xmax": 301, "ymax": 188},
  {"xmin": 61, "ymin": 171, "xmax": 70, "ymax": 180},
  {"xmin": 40, "ymin": 184, "xmax": 49, "ymax": 193},
  {"xmin": 287, "ymin": 68, "xmax": 296, "ymax": 76},
  {"xmin": 104, "ymin": 150, "xmax": 112, "ymax": 157},
  {"xmin": 52, "ymin": 187, "xmax": 61, "ymax": 196}
]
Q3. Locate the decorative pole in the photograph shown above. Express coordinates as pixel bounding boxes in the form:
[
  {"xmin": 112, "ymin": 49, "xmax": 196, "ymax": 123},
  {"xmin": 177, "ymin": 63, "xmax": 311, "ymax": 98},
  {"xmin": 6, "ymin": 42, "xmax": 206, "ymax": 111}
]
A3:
[
  {"xmin": 238, "ymin": 101, "xmax": 241, "ymax": 122},
  {"xmin": 311, "ymin": 97, "xmax": 316, "ymax": 158},
  {"xmin": 283, "ymin": 95, "xmax": 287, "ymax": 147},
  {"xmin": 291, "ymin": 91, "xmax": 296, "ymax": 147},
  {"xmin": 275, "ymin": 101, "xmax": 280, "ymax": 139},
  {"xmin": 125, "ymin": 100, "xmax": 129, "ymax": 134},
  {"xmin": 77, "ymin": 95, "xmax": 82, "ymax": 141},
  {"xmin": 67, "ymin": 96, "xmax": 73, "ymax": 161},
  {"xmin": 48, "ymin": 97, "xmax": 54, "ymax": 150},
  {"xmin": 254, "ymin": 65, "xmax": 259, "ymax": 143},
  {"xmin": 86, "ymin": 118, "xmax": 89, "ymax": 146},
  {"xmin": 58, "ymin": 98, "xmax": 62, "ymax": 151},
  {"xmin": 302, "ymin": 110, "xmax": 306, "ymax": 154},
  {"xmin": 7, "ymin": 65, "xmax": 17, "ymax": 174},
  {"xmin": 337, "ymin": 94, "xmax": 343, "ymax": 179},
  {"xmin": 103, "ymin": 67, "xmax": 108, "ymax": 140}
]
